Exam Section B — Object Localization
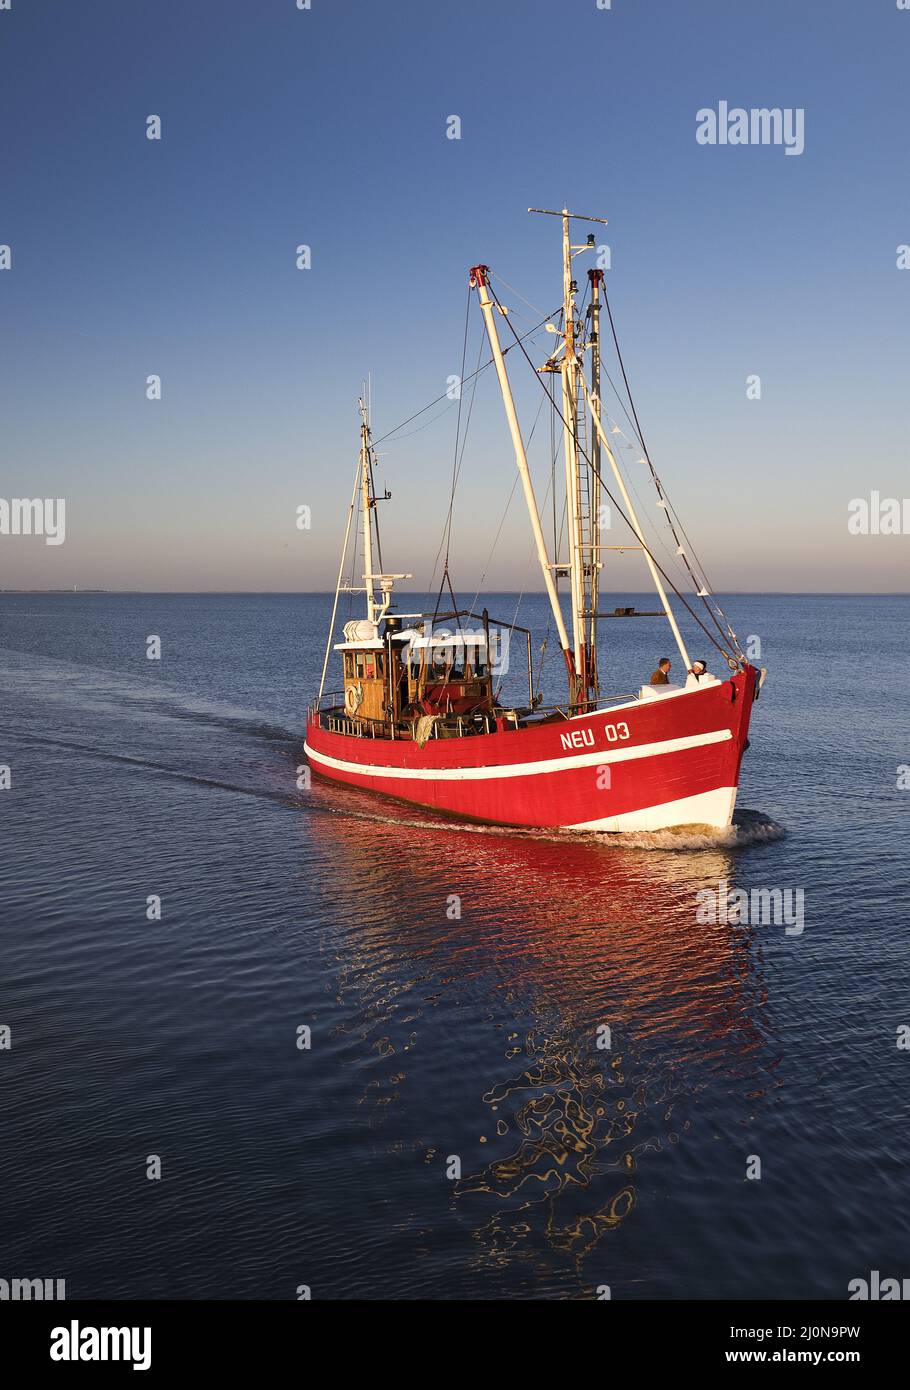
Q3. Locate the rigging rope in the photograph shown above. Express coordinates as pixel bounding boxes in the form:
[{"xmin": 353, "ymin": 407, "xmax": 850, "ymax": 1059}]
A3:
[
  {"xmin": 432, "ymin": 283, "xmax": 473, "ymax": 628},
  {"xmin": 370, "ymin": 310, "xmax": 559, "ymax": 449},
  {"xmin": 441, "ymin": 282, "xmax": 471, "ymax": 575},
  {"xmin": 422, "ymin": 307, "xmax": 559, "ymax": 620},
  {"xmin": 367, "ymin": 433, "xmax": 384, "ymax": 575},
  {"xmin": 600, "ymin": 410, "xmax": 696, "ymax": 594},
  {"xmin": 600, "ymin": 287, "xmax": 743, "ymax": 657},
  {"xmin": 426, "ymin": 327, "xmax": 485, "ymax": 613},
  {"xmin": 467, "ymin": 385, "xmax": 549, "ymax": 618},
  {"xmin": 487, "ymin": 279, "xmax": 742, "ymax": 668}
]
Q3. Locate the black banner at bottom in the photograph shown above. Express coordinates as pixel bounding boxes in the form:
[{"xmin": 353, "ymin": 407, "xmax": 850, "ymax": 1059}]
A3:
[{"xmin": 2, "ymin": 1299, "xmax": 904, "ymax": 1375}]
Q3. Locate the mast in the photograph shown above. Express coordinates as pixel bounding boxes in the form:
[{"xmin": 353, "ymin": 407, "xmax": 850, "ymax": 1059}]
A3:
[
  {"xmin": 353, "ymin": 399, "xmax": 410, "ymax": 633},
  {"xmin": 587, "ymin": 267, "xmax": 604, "ymax": 700},
  {"xmin": 559, "ymin": 210, "xmax": 585, "ymax": 704},
  {"xmin": 358, "ymin": 398, "xmax": 377, "ymax": 625},
  {"xmin": 468, "ymin": 264, "xmax": 574, "ymax": 676},
  {"xmin": 529, "ymin": 208, "xmax": 608, "ymax": 708},
  {"xmin": 529, "ymin": 208, "xmax": 693, "ymax": 688}
]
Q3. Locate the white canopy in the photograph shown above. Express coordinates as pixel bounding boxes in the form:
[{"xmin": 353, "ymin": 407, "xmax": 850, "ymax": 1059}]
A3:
[{"xmin": 400, "ymin": 630, "xmax": 489, "ymax": 650}]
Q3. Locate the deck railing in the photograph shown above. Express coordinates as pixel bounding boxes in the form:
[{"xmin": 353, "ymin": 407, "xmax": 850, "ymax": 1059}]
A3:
[{"xmin": 307, "ymin": 689, "xmax": 639, "ymax": 741}]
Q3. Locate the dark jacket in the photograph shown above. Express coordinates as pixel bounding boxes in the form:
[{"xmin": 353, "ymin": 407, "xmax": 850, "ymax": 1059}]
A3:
[{"xmin": 650, "ymin": 668, "xmax": 670, "ymax": 685}]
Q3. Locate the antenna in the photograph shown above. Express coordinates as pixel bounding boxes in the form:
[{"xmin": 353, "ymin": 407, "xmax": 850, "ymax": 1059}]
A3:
[{"xmin": 528, "ymin": 207, "xmax": 609, "ymax": 226}]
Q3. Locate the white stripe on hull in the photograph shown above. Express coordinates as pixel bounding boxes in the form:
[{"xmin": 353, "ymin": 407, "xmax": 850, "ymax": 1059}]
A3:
[
  {"xmin": 303, "ymin": 727, "xmax": 732, "ymax": 783},
  {"xmin": 566, "ymin": 785, "xmax": 738, "ymax": 832}
]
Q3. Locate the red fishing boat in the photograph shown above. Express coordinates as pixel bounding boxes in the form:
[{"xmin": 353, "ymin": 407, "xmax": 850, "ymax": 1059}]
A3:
[{"xmin": 305, "ymin": 209, "xmax": 765, "ymax": 831}]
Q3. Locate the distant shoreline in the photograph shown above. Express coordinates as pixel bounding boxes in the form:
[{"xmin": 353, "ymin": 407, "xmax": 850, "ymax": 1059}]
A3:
[
  {"xmin": 0, "ymin": 589, "xmax": 116, "ymax": 594},
  {"xmin": 2, "ymin": 590, "xmax": 909, "ymax": 599}
]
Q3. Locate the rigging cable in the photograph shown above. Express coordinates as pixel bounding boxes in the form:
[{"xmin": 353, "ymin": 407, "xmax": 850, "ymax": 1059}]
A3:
[
  {"xmin": 432, "ymin": 281, "xmax": 473, "ymax": 628},
  {"xmin": 367, "ymin": 433, "xmax": 384, "ymax": 576},
  {"xmin": 468, "ymin": 385, "xmax": 548, "ymax": 616},
  {"xmin": 600, "ymin": 410, "xmax": 696, "ymax": 595},
  {"xmin": 487, "ymin": 400, "xmax": 566, "ymax": 705},
  {"xmin": 370, "ymin": 309, "xmax": 561, "ymax": 449},
  {"xmin": 487, "ymin": 279, "xmax": 741, "ymax": 667},
  {"xmin": 426, "ymin": 325, "xmax": 485, "ymax": 613},
  {"xmin": 600, "ymin": 287, "xmax": 743, "ymax": 656}
]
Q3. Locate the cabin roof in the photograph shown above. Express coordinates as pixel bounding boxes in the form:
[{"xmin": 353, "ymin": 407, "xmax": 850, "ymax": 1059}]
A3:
[
  {"xmin": 395, "ymin": 629, "xmax": 489, "ymax": 648},
  {"xmin": 334, "ymin": 629, "xmax": 490, "ymax": 652}
]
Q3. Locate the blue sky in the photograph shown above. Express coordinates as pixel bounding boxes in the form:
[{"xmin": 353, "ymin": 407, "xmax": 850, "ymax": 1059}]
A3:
[{"xmin": 1, "ymin": 0, "xmax": 907, "ymax": 592}]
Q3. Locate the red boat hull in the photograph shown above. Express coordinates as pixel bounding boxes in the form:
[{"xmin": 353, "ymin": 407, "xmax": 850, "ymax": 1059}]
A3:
[{"xmin": 304, "ymin": 667, "xmax": 759, "ymax": 832}]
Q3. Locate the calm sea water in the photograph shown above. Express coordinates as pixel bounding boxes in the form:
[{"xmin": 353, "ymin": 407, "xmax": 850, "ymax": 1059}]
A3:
[{"xmin": 1, "ymin": 592, "xmax": 908, "ymax": 1300}]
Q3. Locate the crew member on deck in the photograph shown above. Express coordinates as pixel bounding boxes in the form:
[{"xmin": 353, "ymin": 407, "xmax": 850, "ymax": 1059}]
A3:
[
  {"xmin": 650, "ymin": 657, "xmax": 672, "ymax": 685},
  {"xmin": 689, "ymin": 659, "xmax": 707, "ymax": 681}
]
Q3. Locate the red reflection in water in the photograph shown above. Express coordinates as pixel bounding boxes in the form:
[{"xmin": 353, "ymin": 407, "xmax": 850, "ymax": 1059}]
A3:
[{"xmin": 301, "ymin": 779, "xmax": 775, "ymax": 1289}]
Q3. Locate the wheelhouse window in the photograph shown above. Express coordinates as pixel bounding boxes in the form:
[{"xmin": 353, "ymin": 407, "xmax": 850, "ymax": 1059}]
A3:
[{"xmin": 345, "ymin": 649, "xmax": 384, "ymax": 680}]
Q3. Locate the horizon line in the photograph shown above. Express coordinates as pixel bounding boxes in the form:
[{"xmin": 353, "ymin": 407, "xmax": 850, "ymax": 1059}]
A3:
[{"xmin": 2, "ymin": 589, "xmax": 909, "ymax": 599}]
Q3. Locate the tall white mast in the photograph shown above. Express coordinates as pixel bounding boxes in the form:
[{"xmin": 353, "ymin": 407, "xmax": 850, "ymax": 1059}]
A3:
[
  {"xmin": 559, "ymin": 209, "xmax": 585, "ymax": 700},
  {"xmin": 587, "ymin": 266, "xmax": 604, "ymax": 699},
  {"xmin": 469, "ymin": 264, "xmax": 573, "ymax": 671},
  {"xmin": 529, "ymin": 208, "xmax": 609, "ymax": 707},
  {"xmin": 358, "ymin": 397, "xmax": 377, "ymax": 625}
]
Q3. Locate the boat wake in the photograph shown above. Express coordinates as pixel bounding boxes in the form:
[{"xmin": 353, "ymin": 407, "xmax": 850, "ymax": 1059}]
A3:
[
  {"xmin": 8, "ymin": 730, "xmax": 303, "ymax": 808},
  {"xmin": 1, "ymin": 648, "xmax": 299, "ymax": 745},
  {"xmin": 588, "ymin": 809, "xmax": 785, "ymax": 852},
  {"xmin": 307, "ymin": 794, "xmax": 784, "ymax": 852}
]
